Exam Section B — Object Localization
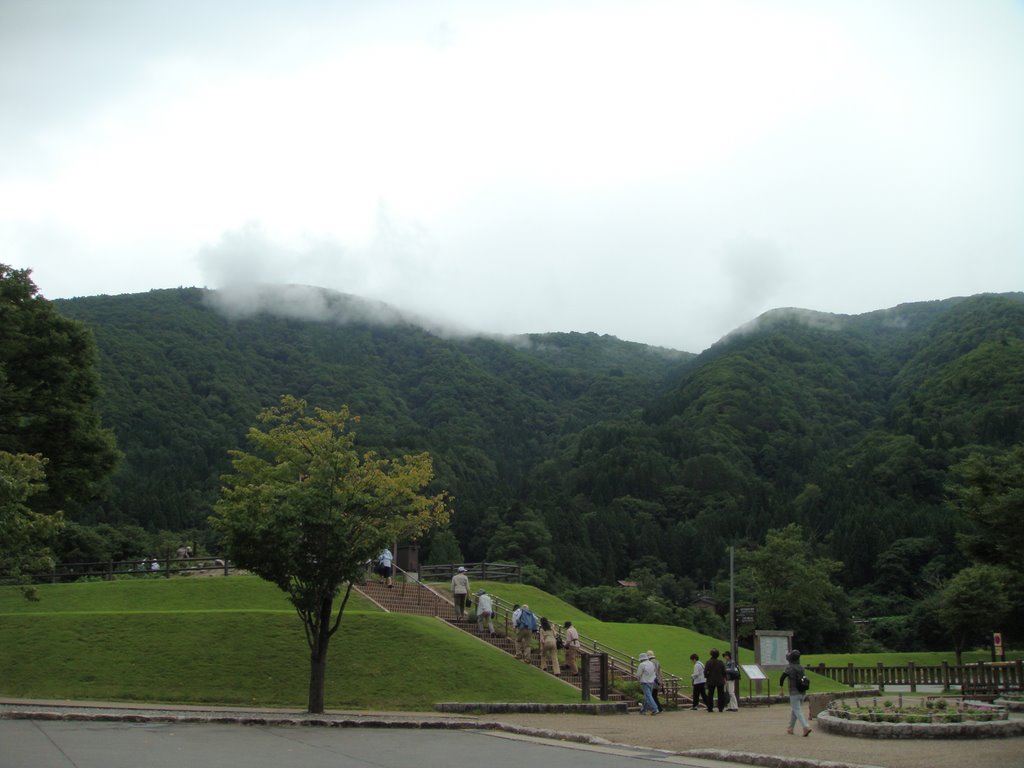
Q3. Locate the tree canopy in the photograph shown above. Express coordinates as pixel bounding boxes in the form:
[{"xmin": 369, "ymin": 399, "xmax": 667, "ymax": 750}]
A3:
[
  {"xmin": 212, "ymin": 395, "xmax": 450, "ymax": 712},
  {"xmin": 0, "ymin": 265, "xmax": 119, "ymax": 516}
]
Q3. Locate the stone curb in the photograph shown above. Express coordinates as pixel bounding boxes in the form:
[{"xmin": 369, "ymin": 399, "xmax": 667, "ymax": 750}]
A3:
[
  {"xmin": 816, "ymin": 711, "xmax": 1024, "ymax": 739},
  {"xmin": 681, "ymin": 750, "xmax": 886, "ymax": 768}
]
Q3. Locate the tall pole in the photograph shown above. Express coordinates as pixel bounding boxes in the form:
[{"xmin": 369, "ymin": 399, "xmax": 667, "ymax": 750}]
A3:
[{"xmin": 729, "ymin": 545, "xmax": 737, "ymax": 660}]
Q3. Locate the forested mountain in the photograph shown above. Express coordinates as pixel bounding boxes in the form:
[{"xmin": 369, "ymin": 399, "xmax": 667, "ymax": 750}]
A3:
[
  {"xmin": 54, "ymin": 287, "xmax": 1024, "ymax": 650},
  {"xmin": 54, "ymin": 287, "xmax": 690, "ymax": 531}
]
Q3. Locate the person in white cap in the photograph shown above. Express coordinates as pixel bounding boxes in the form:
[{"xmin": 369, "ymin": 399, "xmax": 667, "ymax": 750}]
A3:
[
  {"xmin": 451, "ymin": 566, "xmax": 470, "ymax": 620},
  {"xmin": 636, "ymin": 652, "xmax": 660, "ymax": 715},
  {"xmin": 475, "ymin": 588, "xmax": 495, "ymax": 636},
  {"xmin": 647, "ymin": 650, "xmax": 662, "ymax": 712}
]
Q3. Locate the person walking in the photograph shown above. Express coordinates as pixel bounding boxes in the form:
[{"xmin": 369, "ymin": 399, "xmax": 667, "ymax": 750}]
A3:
[
  {"xmin": 375, "ymin": 548, "xmax": 394, "ymax": 587},
  {"xmin": 690, "ymin": 653, "xmax": 708, "ymax": 710},
  {"xmin": 538, "ymin": 617, "xmax": 561, "ymax": 675},
  {"xmin": 723, "ymin": 650, "xmax": 741, "ymax": 710},
  {"xmin": 451, "ymin": 566, "xmax": 470, "ymax": 620},
  {"xmin": 780, "ymin": 649, "xmax": 812, "ymax": 736},
  {"xmin": 475, "ymin": 589, "xmax": 495, "ymax": 636},
  {"xmin": 563, "ymin": 621, "xmax": 581, "ymax": 675},
  {"xmin": 637, "ymin": 653, "xmax": 660, "ymax": 715},
  {"xmin": 514, "ymin": 603, "xmax": 538, "ymax": 663},
  {"xmin": 646, "ymin": 650, "xmax": 662, "ymax": 713}
]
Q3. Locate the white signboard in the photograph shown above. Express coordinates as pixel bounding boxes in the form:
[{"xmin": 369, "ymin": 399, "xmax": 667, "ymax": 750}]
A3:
[{"xmin": 741, "ymin": 664, "xmax": 766, "ymax": 681}]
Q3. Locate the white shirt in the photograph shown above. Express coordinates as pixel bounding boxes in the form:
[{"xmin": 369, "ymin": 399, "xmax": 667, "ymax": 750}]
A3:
[
  {"xmin": 637, "ymin": 660, "xmax": 658, "ymax": 684},
  {"xmin": 476, "ymin": 594, "xmax": 493, "ymax": 614},
  {"xmin": 692, "ymin": 660, "xmax": 706, "ymax": 684}
]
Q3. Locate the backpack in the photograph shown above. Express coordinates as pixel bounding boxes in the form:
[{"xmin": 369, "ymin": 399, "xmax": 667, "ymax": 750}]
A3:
[
  {"xmin": 725, "ymin": 660, "xmax": 740, "ymax": 681},
  {"xmin": 796, "ymin": 674, "xmax": 811, "ymax": 693},
  {"xmin": 516, "ymin": 609, "xmax": 537, "ymax": 631}
]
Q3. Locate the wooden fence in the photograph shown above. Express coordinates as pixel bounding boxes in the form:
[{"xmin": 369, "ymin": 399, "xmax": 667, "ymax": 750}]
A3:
[
  {"xmin": 813, "ymin": 660, "xmax": 1024, "ymax": 695},
  {"xmin": 39, "ymin": 557, "xmax": 232, "ymax": 582}
]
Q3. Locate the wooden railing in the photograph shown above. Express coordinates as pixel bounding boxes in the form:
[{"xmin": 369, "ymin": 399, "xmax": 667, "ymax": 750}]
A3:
[
  {"xmin": 483, "ymin": 592, "xmax": 687, "ymax": 707},
  {"xmin": 812, "ymin": 660, "xmax": 1024, "ymax": 694},
  {"xmin": 38, "ymin": 557, "xmax": 232, "ymax": 581},
  {"xmin": 418, "ymin": 561, "xmax": 521, "ymax": 583}
]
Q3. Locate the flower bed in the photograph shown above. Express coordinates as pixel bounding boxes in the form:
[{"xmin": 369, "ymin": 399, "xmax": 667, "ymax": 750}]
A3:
[
  {"xmin": 828, "ymin": 697, "xmax": 1007, "ymax": 724},
  {"xmin": 817, "ymin": 697, "xmax": 1023, "ymax": 739}
]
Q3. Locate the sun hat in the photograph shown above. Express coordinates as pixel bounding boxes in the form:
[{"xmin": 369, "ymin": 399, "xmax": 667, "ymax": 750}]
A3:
[{"xmin": 639, "ymin": 652, "xmax": 649, "ymax": 661}]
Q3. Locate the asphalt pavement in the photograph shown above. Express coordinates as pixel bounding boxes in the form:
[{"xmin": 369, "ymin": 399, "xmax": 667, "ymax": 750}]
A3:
[{"xmin": 2, "ymin": 698, "xmax": 1023, "ymax": 768}]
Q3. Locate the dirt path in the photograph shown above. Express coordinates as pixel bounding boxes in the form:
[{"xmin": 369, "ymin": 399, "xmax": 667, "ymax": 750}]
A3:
[{"xmin": 493, "ymin": 705, "xmax": 1024, "ymax": 768}]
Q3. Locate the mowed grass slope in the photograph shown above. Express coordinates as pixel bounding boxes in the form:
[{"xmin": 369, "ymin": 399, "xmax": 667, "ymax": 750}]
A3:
[{"xmin": 0, "ymin": 577, "xmax": 577, "ymax": 709}]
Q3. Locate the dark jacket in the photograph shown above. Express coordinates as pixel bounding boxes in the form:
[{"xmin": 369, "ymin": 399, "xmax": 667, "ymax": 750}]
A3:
[
  {"xmin": 704, "ymin": 656, "xmax": 727, "ymax": 686},
  {"xmin": 780, "ymin": 661, "xmax": 805, "ymax": 691}
]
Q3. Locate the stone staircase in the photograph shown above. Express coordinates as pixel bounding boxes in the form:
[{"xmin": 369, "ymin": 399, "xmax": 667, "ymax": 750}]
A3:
[{"xmin": 354, "ymin": 578, "xmax": 630, "ymax": 703}]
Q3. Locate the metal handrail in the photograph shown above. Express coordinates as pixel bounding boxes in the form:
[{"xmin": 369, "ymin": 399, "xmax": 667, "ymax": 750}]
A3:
[
  {"xmin": 481, "ymin": 591, "xmax": 686, "ymax": 706},
  {"xmin": 418, "ymin": 562, "xmax": 521, "ymax": 583}
]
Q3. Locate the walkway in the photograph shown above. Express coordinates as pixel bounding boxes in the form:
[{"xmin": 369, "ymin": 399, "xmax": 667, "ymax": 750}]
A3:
[{"xmin": 2, "ymin": 698, "xmax": 1022, "ymax": 768}]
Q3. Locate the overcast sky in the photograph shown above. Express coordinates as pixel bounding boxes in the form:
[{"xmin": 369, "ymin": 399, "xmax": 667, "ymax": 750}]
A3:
[{"xmin": 2, "ymin": 0, "xmax": 1022, "ymax": 352}]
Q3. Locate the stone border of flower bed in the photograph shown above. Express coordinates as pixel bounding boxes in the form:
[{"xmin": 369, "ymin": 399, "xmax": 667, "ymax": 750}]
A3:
[{"xmin": 816, "ymin": 710, "xmax": 1024, "ymax": 739}]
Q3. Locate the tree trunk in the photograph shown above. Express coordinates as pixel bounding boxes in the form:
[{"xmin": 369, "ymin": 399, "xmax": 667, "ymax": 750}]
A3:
[{"xmin": 307, "ymin": 594, "xmax": 334, "ymax": 714}]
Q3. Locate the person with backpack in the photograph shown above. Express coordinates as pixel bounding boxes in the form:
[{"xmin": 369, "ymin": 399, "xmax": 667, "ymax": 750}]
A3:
[
  {"xmin": 514, "ymin": 603, "xmax": 538, "ymax": 663},
  {"xmin": 780, "ymin": 649, "xmax": 812, "ymax": 736},
  {"xmin": 723, "ymin": 650, "xmax": 741, "ymax": 711}
]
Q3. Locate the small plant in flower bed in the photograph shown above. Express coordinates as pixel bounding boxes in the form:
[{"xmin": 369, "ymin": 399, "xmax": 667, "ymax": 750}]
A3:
[{"xmin": 828, "ymin": 697, "xmax": 1007, "ymax": 723}]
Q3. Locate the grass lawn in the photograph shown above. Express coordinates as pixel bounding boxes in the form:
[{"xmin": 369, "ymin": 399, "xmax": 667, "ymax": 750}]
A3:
[
  {"xmin": 0, "ymin": 579, "xmax": 578, "ymax": 709},
  {"xmin": 5, "ymin": 577, "xmax": 1005, "ymax": 707},
  {"xmin": 0, "ymin": 575, "xmax": 374, "ymax": 615}
]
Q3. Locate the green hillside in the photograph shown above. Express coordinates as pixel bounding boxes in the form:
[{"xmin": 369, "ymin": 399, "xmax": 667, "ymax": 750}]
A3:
[
  {"xmin": 8, "ymin": 282, "xmax": 1021, "ymax": 658},
  {"xmin": 1, "ymin": 577, "xmax": 848, "ymax": 707},
  {"xmin": 0, "ymin": 578, "xmax": 577, "ymax": 709}
]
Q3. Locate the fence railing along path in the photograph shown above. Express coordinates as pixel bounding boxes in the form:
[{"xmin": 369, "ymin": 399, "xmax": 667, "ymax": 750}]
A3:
[
  {"xmin": 813, "ymin": 660, "xmax": 1024, "ymax": 696},
  {"xmin": 354, "ymin": 565, "xmax": 691, "ymax": 708}
]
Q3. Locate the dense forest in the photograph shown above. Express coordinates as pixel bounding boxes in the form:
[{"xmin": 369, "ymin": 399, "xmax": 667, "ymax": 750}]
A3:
[{"xmin": 49, "ymin": 286, "xmax": 1024, "ymax": 652}]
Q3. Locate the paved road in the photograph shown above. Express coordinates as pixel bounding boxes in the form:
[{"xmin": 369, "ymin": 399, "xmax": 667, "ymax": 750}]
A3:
[{"xmin": 0, "ymin": 720, "xmax": 744, "ymax": 768}]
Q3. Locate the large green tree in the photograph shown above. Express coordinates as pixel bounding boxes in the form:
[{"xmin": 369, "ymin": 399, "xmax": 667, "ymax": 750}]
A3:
[
  {"xmin": 212, "ymin": 396, "xmax": 450, "ymax": 713},
  {"xmin": 936, "ymin": 565, "xmax": 1012, "ymax": 666},
  {"xmin": 735, "ymin": 523, "xmax": 853, "ymax": 651},
  {"xmin": 0, "ymin": 451, "xmax": 63, "ymax": 586},
  {"xmin": 0, "ymin": 265, "xmax": 119, "ymax": 516}
]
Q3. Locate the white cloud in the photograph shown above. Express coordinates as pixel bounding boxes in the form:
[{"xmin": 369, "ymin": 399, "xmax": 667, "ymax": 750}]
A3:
[{"xmin": 2, "ymin": 0, "xmax": 1022, "ymax": 350}]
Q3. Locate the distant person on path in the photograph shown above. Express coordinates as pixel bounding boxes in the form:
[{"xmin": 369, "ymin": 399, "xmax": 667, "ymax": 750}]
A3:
[
  {"xmin": 451, "ymin": 566, "xmax": 470, "ymax": 619},
  {"xmin": 637, "ymin": 652, "xmax": 660, "ymax": 715},
  {"xmin": 149, "ymin": 558, "xmax": 160, "ymax": 572},
  {"xmin": 475, "ymin": 589, "xmax": 495, "ymax": 636},
  {"xmin": 704, "ymin": 648, "xmax": 727, "ymax": 712},
  {"xmin": 563, "ymin": 621, "xmax": 581, "ymax": 674},
  {"xmin": 646, "ymin": 650, "xmax": 662, "ymax": 712},
  {"xmin": 723, "ymin": 650, "xmax": 741, "ymax": 711},
  {"xmin": 514, "ymin": 603, "xmax": 538, "ymax": 663},
  {"xmin": 780, "ymin": 649, "xmax": 812, "ymax": 736},
  {"xmin": 176, "ymin": 545, "xmax": 189, "ymax": 561},
  {"xmin": 690, "ymin": 653, "xmax": 708, "ymax": 710},
  {"xmin": 376, "ymin": 548, "xmax": 394, "ymax": 587},
  {"xmin": 538, "ymin": 617, "xmax": 561, "ymax": 675}
]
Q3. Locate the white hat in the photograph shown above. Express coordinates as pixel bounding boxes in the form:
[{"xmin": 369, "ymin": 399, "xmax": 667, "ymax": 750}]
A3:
[
  {"xmin": 639, "ymin": 652, "xmax": 649, "ymax": 661},
  {"xmin": 457, "ymin": 566, "xmax": 467, "ymax": 572}
]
